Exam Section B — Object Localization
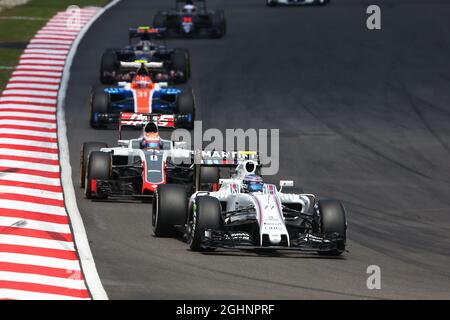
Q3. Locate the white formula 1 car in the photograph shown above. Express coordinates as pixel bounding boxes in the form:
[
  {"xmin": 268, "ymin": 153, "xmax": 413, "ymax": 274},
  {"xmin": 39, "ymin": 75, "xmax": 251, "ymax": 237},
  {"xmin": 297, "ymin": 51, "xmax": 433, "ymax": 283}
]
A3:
[
  {"xmin": 80, "ymin": 119, "xmax": 195, "ymax": 199},
  {"xmin": 152, "ymin": 158, "xmax": 347, "ymax": 256},
  {"xmin": 266, "ymin": 0, "xmax": 330, "ymax": 6}
]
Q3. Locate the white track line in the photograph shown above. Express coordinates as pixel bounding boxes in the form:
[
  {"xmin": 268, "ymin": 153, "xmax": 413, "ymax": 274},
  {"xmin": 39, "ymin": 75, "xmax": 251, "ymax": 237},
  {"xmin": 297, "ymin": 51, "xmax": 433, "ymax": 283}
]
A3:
[
  {"xmin": 0, "ymin": 121, "xmax": 56, "ymax": 129},
  {"xmin": 0, "ymin": 104, "xmax": 56, "ymax": 113},
  {"xmin": 11, "ymin": 72, "xmax": 62, "ymax": 77},
  {"xmin": 29, "ymin": 39, "xmax": 74, "ymax": 45},
  {"xmin": 0, "ymin": 200, "xmax": 66, "ymax": 216},
  {"xmin": 24, "ymin": 49, "xmax": 69, "ymax": 55},
  {"xmin": 0, "ymin": 149, "xmax": 58, "ymax": 160},
  {"xmin": 56, "ymin": 0, "xmax": 123, "ymax": 300},
  {"xmin": 2, "ymin": 90, "xmax": 58, "ymax": 97},
  {"xmin": 0, "ymin": 170, "xmax": 61, "ymax": 185},
  {"xmin": 0, "ymin": 127, "xmax": 56, "ymax": 138},
  {"xmin": 0, "ymin": 289, "xmax": 89, "ymax": 300},
  {"xmin": 0, "ymin": 217, "xmax": 70, "ymax": 234},
  {"xmin": 18, "ymin": 59, "xmax": 66, "ymax": 66},
  {"xmin": 0, "ymin": 160, "xmax": 59, "ymax": 172},
  {"xmin": 0, "ymin": 138, "xmax": 57, "ymax": 148},
  {"xmin": 0, "ymin": 174, "xmax": 61, "ymax": 187},
  {"xmin": 6, "ymin": 83, "xmax": 60, "ymax": 90},
  {"xmin": 0, "ymin": 112, "xmax": 55, "ymax": 121},
  {"xmin": 0, "ymin": 253, "xmax": 80, "ymax": 271},
  {"xmin": 0, "ymin": 272, "xmax": 87, "ymax": 290},
  {"xmin": 0, "ymin": 96, "xmax": 57, "ymax": 104},
  {"xmin": 15, "ymin": 65, "xmax": 64, "ymax": 71},
  {"xmin": 0, "ymin": 235, "xmax": 75, "ymax": 251},
  {"xmin": 0, "ymin": 185, "xmax": 63, "ymax": 200},
  {"xmin": 8, "ymin": 76, "xmax": 61, "ymax": 83}
]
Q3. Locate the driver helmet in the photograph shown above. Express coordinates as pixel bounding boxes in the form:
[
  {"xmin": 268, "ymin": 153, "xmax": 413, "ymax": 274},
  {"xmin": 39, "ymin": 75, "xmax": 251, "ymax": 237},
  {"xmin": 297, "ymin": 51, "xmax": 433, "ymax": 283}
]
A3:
[
  {"xmin": 182, "ymin": 4, "xmax": 196, "ymax": 13},
  {"xmin": 242, "ymin": 174, "xmax": 264, "ymax": 193},
  {"xmin": 142, "ymin": 131, "xmax": 161, "ymax": 149},
  {"xmin": 141, "ymin": 41, "xmax": 151, "ymax": 52}
]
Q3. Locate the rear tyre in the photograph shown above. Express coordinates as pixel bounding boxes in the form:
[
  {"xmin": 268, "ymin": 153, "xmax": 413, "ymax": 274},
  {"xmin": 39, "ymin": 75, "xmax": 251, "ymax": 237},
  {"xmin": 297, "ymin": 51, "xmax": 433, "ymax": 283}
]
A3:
[
  {"xmin": 316, "ymin": 200, "xmax": 347, "ymax": 256},
  {"xmin": 172, "ymin": 48, "xmax": 191, "ymax": 82},
  {"xmin": 175, "ymin": 88, "xmax": 195, "ymax": 129},
  {"xmin": 198, "ymin": 166, "xmax": 220, "ymax": 191},
  {"xmin": 266, "ymin": 0, "xmax": 278, "ymax": 7},
  {"xmin": 80, "ymin": 142, "xmax": 108, "ymax": 188},
  {"xmin": 100, "ymin": 51, "xmax": 119, "ymax": 84},
  {"xmin": 210, "ymin": 10, "xmax": 226, "ymax": 38},
  {"xmin": 85, "ymin": 151, "xmax": 111, "ymax": 199},
  {"xmin": 152, "ymin": 184, "xmax": 187, "ymax": 237},
  {"xmin": 188, "ymin": 196, "xmax": 223, "ymax": 251},
  {"xmin": 90, "ymin": 86, "xmax": 111, "ymax": 129}
]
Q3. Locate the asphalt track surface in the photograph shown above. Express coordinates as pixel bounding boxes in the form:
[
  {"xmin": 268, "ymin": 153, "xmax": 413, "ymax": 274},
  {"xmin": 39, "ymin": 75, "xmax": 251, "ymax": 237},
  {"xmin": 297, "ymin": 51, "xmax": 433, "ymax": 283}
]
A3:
[{"xmin": 65, "ymin": 0, "xmax": 450, "ymax": 299}]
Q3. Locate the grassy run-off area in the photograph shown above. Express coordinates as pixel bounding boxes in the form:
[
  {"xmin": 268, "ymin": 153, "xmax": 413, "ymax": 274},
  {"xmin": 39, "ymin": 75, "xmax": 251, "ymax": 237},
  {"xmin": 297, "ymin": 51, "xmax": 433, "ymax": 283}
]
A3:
[{"xmin": 0, "ymin": 0, "xmax": 108, "ymax": 93}]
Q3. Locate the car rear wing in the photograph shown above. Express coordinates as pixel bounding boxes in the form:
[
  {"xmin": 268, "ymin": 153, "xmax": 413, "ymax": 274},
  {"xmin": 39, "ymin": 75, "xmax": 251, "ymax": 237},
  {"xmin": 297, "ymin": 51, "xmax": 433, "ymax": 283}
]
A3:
[
  {"xmin": 128, "ymin": 26, "xmax": 166, "ymax": 40},
  {"xmin": 175, "ymin": 0, "xmax": 207, "ymax": 10},
  {"xmin": 119, "ymin": 61, "xmax": 164, "ymax": 70},
  {"xmin": 119, "ymin": 112, "xmax": 175, "ymax": 138},
  {"xmin": 195, "ymin": 150, "xmax": 260, "ymax": 166}
]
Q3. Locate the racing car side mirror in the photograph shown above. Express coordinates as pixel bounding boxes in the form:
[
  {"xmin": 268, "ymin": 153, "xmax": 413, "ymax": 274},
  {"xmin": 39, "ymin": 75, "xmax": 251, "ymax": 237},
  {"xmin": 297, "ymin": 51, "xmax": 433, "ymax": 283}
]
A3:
[
  {"xmin": 173, "ymin": 141, "xmax": 187, "ymax": 149},
  {"xmin": 279, "ymin": 180, "xmax": 294, "ymax": 188},
  {"xmin": 244, "ymin": 160, "xmax": 257, "ymax": 174},
  {"xmin": 117, "ymin": 140, "xmax": 129, "ymax": 147}
]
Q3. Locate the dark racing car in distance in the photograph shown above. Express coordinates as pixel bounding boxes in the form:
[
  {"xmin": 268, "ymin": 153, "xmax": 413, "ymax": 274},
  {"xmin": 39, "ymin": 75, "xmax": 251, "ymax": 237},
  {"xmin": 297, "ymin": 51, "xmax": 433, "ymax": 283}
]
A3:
[
  {"xmin": 100, "ymin": 26, "xmax": 191, "ymax": 84},
  {"xmin": 153, "ymin": 0, "xmax": 226, "ymax": 38},
  {"xmin": 90, "ymin": 64, "xmax": 195, "ymax": 129}
]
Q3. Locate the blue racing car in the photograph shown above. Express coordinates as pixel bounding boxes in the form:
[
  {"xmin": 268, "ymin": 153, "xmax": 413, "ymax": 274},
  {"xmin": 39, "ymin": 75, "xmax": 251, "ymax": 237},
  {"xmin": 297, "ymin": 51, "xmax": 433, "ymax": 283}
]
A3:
[{"xmin": 89, "ymin": 64, "xmax": 195, "ymax": 129}]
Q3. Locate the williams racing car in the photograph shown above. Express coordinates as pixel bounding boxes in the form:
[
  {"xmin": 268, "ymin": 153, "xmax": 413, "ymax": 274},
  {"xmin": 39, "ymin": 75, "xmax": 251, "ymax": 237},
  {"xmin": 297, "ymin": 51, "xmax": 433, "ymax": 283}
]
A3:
[
  {"xmin": 100, "ymin": 26, "xmax": 190, "ymax": 84},
  {"xmin": 90, "ymin": 64, "xmax": 195, "ymax": 129},
  {"xmin": 266, "ymin": 0, "xmax": 330, "ymax": 6},
  {"xmin": 152, "ymin": 159, "xmax": 347, "ymax": 256},
  {"xmin": 153, "ymin": 0, "xmax": 226, "ymax": 38}
]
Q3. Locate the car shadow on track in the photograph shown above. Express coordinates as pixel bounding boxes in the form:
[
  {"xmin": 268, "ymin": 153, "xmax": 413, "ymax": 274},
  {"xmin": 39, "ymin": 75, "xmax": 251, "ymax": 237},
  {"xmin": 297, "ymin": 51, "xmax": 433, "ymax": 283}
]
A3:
[
  {"xmin": 159, "ymin": 235, "xmax": 348, "ymax": 260},
  {"xmin": 199, "ymin": 250, "xmax": 347, "ymax": 260}
]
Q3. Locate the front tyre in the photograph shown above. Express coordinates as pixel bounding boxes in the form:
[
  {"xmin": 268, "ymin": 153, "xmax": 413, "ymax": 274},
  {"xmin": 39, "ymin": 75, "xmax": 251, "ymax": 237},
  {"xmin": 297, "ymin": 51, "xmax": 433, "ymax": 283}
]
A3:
[
  {"xmin": 80, "ymin": 142, "xmax": 108, "ymax": 188},
  {"xmin": 175, "ymin": 88, "xmax": 195, "ymax": 130},
  {"xmin": 198, "ymin": 166, "xmax": 220, "ymax": 191},
  {"xmin": 172, "ymin": 48, "xmax": 191, "ymax": 82},
  {"xmin": 85, "ymin": 151, "xmax": 111, "ymax": 199},
  {"xmin": 316, "ymin": 200, "xmax": 347, "ymax": 256},
  {"xmin": 100, "ymin": 51, "xmax": 119, "ymax": 84},
  {"xmin": 188, "ymin": 196, "xmax": 223, "ymax": 251},
  {"xmin": 152, "ymin": 184, "xmax": 187, "ymax": 237},
  {"xmin": 89, "ymin": 86, "xmax": 111, "ymax": 129}
]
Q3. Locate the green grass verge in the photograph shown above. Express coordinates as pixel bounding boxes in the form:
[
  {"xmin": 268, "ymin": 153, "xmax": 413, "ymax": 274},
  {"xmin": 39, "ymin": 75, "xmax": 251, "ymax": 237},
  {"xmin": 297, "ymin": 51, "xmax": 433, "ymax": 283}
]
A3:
[{"xmin": 0, "ymin": 0, "xmax": 108, "ymax": 93}]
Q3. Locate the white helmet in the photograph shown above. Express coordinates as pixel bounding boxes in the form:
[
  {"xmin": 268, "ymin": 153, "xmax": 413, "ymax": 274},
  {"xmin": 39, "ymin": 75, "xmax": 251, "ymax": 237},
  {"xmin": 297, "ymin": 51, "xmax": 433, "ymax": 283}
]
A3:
[{"xmin": 182, "ymin": 4, "xmax": 196, "ymax": 13}]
